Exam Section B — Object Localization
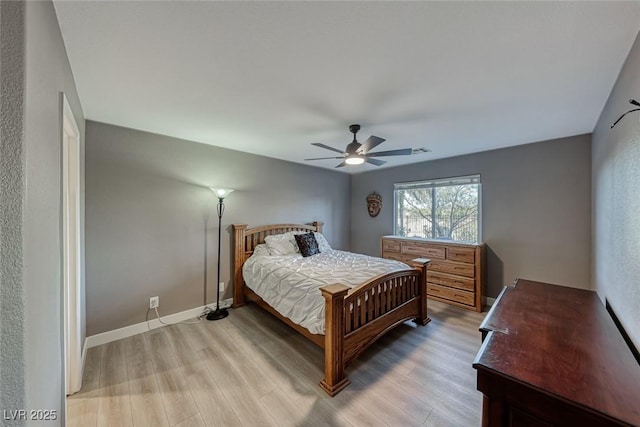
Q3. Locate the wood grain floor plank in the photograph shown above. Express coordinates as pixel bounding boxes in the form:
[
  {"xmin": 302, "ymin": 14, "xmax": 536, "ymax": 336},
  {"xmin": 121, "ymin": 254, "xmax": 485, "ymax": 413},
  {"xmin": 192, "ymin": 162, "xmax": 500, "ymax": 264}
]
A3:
[
  {"xmin": 322, "ymin": 382, "xmax": 394, "ymax": 427},
  {"xmin": 97, "ymin": 341, "xmax": 133, "ymax": 427},
  {"xmin": 185, "ymin": 364, "xmax": 242, "ymax": 427},
  {"xmin": 291, "ymin": 393, "xmax": 355, "ymax": 427},
  {"xmin": 124, "ymin": 334, "xmax": 170, "ymax": 427},
  {"xmin": 173, "ymin": 412, "xmax": 205, "ymax": 427},
  {"xmin": 175, "ymin": 321, "xmax": 210, "ymax": 352},
  {"xmin": 354, "ymin": 360, "xmax": 433, "ymax": 424},
  {"xmin": 127, "ymin": 377, "xmax": 170, "ymax": 427},
  {"xmin": 250, "ymin": 342, "xmax": 319, "ymax": 397},
  {"xmin": 217, "ymin": 327, "xmax": 279, "ymax": 397},
  {"xmin": 332, "ymin": 377, "xmax": 424, "ymax": 427},
  {"xmin": 424, "ymin": 408, "xmax": 463, "ymax": 427},
  {"xmin": 258, "ymin": 388, "xmax": 308, "ymax": 427},
  {"xmin": 67, "ymin": 398, "xmax": 98, "ymax": 427},
  {"xmin": 145, "ymin": 329, "xmax": 199, "ymax": 426},
  {"xmin": 69, "ymin": 300, "xmax": 485, "ymax": 426},
  {"xmin": 351, "ymin": 336, "xmax": 481, "ymax": 426},
  {"xmin": 164, "ymin": 324, "xmax": 206, "ymax": 379},
  {"xmin": 199, "ymin": 346, "xmax": 278, "ymax": 426}
]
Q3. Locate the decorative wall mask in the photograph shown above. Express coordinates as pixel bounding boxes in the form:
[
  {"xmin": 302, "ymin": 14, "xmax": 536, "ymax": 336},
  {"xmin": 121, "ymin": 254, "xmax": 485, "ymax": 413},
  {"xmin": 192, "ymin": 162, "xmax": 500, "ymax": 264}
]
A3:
[{"xmin": 366, "ymin": 192, "xmax": 382, "ymax": 217}]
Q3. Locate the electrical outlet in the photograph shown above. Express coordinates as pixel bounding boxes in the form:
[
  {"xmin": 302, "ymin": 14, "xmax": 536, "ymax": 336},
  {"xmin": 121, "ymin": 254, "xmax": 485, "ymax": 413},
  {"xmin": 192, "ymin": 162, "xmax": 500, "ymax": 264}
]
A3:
[
  {"xmin": 219, "ymin": 282, "xmax": 225, "ymax": 292},
  {"xmin": 149, "ymin": 296, "xmax": 159, "ymax": 309}
]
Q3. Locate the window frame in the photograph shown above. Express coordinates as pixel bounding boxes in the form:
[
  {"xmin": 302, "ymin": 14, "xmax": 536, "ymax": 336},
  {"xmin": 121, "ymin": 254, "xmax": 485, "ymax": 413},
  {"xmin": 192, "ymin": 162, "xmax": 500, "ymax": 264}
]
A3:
[{"xmin": 393, "ymin": 174, "xmax": 482, "ymax": 243}]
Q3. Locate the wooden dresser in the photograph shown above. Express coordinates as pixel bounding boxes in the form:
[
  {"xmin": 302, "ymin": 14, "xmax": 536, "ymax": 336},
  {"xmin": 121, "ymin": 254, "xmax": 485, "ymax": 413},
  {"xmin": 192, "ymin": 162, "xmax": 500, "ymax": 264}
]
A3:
[
  {"xmin": 474, "ymin": 279, "xmax": 640, "ymax": 427},
  {"xmin": 380, "ymin": 236, "xmax": 485, "ymax": 312}
]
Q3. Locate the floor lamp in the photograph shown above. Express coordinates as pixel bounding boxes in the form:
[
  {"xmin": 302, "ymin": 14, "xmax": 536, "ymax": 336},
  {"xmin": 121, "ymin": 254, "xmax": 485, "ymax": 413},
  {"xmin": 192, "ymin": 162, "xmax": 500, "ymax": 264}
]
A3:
[{"xmin": 207, "ymin": 187, "xmax": 233, "ymax": 321}]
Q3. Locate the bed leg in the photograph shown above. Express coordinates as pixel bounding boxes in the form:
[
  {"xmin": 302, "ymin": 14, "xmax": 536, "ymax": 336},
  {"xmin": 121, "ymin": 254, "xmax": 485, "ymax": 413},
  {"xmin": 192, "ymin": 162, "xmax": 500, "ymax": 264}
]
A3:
[
  {"xmin": 319, "ymin": 284, "xmax": 350, "ymax": 396},
  {"xmin": 413, "ymin": 258, "xmax": 431, "ymax": 326},
  {"xmin": 233, "ymin": 288, "xmax": 246, "ymax": 308}
]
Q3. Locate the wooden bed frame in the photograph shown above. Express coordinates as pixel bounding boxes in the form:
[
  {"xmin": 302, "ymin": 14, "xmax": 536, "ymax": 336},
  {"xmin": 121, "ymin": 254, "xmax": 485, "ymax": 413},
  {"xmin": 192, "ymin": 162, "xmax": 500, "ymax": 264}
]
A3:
[{"xmin": 232, "ymin": 221, "xmax": 430, "ymax": 396}]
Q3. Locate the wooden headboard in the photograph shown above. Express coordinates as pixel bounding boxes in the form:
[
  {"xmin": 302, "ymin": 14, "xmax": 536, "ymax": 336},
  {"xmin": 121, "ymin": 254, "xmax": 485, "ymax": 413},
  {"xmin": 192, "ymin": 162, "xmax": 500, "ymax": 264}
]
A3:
[{"xmin": 232, "ymin": 221, "xmax": 324, "ymax": 307}]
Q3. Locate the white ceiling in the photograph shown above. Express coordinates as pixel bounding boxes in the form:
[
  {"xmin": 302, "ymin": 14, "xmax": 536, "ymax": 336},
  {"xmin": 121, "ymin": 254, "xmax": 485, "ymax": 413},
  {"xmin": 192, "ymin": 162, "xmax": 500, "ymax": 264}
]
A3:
[{"xmin": 53, "ymin": 1, "xmax": 640, "ymax": 173}]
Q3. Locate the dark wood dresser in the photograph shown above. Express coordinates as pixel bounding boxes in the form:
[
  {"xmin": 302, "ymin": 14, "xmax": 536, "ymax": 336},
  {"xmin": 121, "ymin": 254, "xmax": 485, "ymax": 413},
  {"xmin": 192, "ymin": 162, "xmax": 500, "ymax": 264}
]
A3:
[{"xmin": 473, "ymin": 279, "xmax": 640, "ymax": 427}]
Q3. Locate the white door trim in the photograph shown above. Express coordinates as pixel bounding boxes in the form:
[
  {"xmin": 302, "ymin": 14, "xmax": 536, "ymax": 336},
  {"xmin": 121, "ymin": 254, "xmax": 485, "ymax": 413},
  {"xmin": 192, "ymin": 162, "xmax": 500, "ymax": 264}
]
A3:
[{"xmin": 62, "ymin": 94, "xmax": 82, "ymax": 395}]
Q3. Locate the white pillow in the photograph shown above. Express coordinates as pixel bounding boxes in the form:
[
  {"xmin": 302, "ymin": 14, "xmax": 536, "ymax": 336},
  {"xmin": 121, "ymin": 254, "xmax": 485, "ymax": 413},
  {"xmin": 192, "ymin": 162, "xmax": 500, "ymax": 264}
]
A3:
[
  {"xmin": 252, "ymin": 243, "xmax": 271, "ymax": 257},
  {"xmin": 264, "ymin": 232, "xmax": 300, "ymax": 255},
  {"xmin": 314, "ymin": 232, "xmax": 332, "ymax": 253}
]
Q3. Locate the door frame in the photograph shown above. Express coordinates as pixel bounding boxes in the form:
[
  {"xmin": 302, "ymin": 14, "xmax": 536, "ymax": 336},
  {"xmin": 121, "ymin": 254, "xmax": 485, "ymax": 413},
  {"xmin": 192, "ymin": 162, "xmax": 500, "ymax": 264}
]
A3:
[{"xmin": 61, "ymin": 93, "xmax": 82, "ymax": 395}]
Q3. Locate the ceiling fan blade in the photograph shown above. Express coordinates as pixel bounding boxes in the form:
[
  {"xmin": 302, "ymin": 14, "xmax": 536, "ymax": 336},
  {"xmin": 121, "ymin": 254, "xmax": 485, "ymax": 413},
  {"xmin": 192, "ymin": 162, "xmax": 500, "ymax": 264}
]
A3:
[
  {"xmin": 367, "ymin": 148, "xmax": 413, "ymax": 157},
  {"xmin": 366, "ymin": 158, "xmax": 386, "ymax": 166},
  {"xmin": 335, "ymin": 161, "xmax": 347, "ymax": 168},
  {"xmin": 304, "ymin": 156, "xmax": 345, "ymax": 161},
  {"xmin": 359, "ymin": 136, "xmax": 385, "ymax": 154},
  {"xmin": 311, "ymin": 143, "xmax": 345, "ymax": 154}
]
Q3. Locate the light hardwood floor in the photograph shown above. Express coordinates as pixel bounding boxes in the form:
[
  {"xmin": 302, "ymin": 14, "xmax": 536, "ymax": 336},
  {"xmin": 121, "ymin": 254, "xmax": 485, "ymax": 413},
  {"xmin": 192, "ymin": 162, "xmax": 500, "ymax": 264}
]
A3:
[{"xmin": 68, "ymin": 300, "xmax": 486, "ymax": 427}]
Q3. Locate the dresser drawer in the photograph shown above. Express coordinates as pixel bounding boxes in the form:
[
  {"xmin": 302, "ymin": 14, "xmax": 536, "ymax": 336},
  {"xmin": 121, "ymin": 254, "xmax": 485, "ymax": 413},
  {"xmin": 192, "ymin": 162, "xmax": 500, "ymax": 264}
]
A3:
[
  {"xmin": 447, "ymin": 247, "xmax": 475, "ymax": 264},
  {"xmin": 382, "ymin": 239, "xmax": 401, "ymax": 253},
  {"xmin": 429, "ymin": 259, "xmax": 475, "ymax": 278},
  {"xmin": 383, "ymin": 252, "xmax": 405, "ymax": 262},
  {"xmin": 427, "ymin": 283, "xmax": 474, "ymax": 306},
  {"xmin": 401, "ymin": 242, "xmax": 446, "ymax": 259},
  {"xmin": 427, "ymin": 271, "xmax": 475, "ymax": 292}
]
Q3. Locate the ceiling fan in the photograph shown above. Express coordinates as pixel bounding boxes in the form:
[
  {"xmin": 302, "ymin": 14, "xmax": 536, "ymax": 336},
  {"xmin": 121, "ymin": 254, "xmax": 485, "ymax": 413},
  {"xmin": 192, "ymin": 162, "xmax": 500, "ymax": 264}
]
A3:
[{"xmin": 304, "ymin": 124, "xmax": 412, "ymax": 168}]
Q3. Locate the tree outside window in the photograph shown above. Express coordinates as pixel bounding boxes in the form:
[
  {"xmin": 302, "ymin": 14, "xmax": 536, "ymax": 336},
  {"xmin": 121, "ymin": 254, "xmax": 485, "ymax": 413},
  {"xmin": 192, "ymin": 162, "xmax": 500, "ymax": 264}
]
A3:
[{"xmin": 394, "ymin": 176, "xmax": 480, "ymax": 243}]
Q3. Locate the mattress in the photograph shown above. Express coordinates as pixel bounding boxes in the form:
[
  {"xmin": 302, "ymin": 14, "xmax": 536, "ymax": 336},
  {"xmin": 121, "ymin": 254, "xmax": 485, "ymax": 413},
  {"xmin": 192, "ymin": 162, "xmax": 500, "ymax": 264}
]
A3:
[{"xmin": 242, "ymin": 248, "xmax": 410, "ymax": 335}]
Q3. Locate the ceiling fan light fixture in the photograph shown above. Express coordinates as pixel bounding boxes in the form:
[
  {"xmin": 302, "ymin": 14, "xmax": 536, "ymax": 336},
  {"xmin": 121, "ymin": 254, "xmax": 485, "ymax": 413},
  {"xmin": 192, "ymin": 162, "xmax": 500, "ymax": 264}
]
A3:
[
  {"xmin": 345, "ymin": 155, "xmax": 365, "ymax": 165},
  {"xmin": 306, "ymin": 124, "xmax": 412, "ymax": 168}
]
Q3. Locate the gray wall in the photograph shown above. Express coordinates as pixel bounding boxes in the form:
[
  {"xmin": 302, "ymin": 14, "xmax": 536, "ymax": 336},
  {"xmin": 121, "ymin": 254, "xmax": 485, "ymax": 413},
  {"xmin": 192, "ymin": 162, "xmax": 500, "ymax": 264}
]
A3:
[
  {"xmin": 85, "ymin": 121, "xmax": 350, "ymax": 336},
  {"xmin": 0, "ymin": 1, "xmax": 86, "ymax": 425},
  {"xmin": 592, "ymin": 30, "xmax": 640, "ymax": 350},
  {"xmin": 1, "ymin": 1, "xmax": 27, "ymax": 419},
  {"xmin": 351, "ymin": 135, "xmax": 592, "ymax": 299}
]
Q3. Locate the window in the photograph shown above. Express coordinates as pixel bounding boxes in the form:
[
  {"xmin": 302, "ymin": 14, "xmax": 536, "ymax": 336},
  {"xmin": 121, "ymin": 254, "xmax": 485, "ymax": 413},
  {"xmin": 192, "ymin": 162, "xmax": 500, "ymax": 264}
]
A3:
[{"xmin": 394, "ymin": 175, "xmax": 481, "ymax": 243}]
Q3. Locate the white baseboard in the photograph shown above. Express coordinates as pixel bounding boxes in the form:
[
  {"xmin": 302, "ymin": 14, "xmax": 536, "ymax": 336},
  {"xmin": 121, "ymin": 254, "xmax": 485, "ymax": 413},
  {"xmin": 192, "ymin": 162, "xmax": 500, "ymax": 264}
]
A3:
[
  {"xmin": 85, "ymin": 299, "xmax": 233, "ymax": 348},
  {"xmin": 484, "ymin": 296, "xmax": 496, "ymax": 307}
]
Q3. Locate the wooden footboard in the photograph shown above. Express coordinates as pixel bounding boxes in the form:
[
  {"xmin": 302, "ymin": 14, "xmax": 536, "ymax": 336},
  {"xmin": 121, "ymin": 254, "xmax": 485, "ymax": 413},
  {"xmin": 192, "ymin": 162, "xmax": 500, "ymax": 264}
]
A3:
[
  {"xmin": 232, "ymin": 222, "xmax": 430, "ymax": 396},
  {"xmin": 319, "ymin": 260, "xmax": 430, "ymax": 395}
]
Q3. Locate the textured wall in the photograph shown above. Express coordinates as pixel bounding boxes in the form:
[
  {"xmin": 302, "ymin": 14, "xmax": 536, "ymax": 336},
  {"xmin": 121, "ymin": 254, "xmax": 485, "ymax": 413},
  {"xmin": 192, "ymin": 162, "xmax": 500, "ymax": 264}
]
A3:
[
  {"xmin": 592, "ymin": 29, "xmax": 640, "ymax": 350},
  {"xmin": 0, "ymin": 1, "xmax": 26, "ymax": 422},
  {"xmin": 22, "ymin": 1, "xmax": 86, "ymax": 423},
  {"xmin": 351, "ymin": 135, "xmax": 592, "ymax": 299},
  {"xmin": 1, "ymin": 1, "xmax": 86, "ymax": 424},
  {"xmin": 85, "ymin": 121, "xmax": 350, "ymax": 336}
]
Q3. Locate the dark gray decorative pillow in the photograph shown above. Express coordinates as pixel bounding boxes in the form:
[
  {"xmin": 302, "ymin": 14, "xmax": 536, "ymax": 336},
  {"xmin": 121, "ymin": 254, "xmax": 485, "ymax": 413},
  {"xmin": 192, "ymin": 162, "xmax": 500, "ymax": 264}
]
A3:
[{"xmin": 294, "ymin": 232, "xmax": 320, "ymax": 257}]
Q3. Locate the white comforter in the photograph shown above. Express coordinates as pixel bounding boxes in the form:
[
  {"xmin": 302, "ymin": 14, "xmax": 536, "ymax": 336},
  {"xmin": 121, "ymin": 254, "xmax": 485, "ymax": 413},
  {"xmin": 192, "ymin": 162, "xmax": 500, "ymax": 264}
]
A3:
[{"xmin": 242, "ymin": 249, "xmax": 410, "ymax": 335}]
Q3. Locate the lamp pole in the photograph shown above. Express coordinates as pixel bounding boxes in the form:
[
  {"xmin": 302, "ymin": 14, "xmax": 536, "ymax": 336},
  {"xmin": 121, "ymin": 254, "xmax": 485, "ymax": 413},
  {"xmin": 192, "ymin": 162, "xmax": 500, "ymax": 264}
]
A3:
[{"xmin": 207, "ymin": 188, "xmax": 233, "ymax": 321}]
